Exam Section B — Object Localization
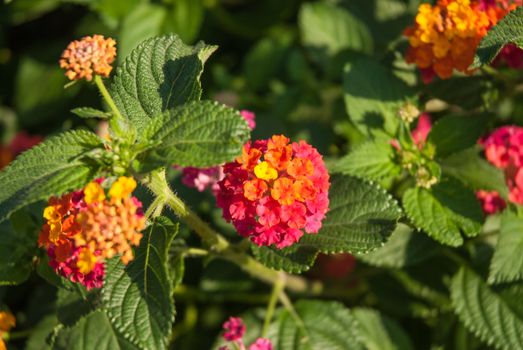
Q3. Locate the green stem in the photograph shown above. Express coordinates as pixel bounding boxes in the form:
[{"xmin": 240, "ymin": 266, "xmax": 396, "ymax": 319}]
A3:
[
  {"xmin": 94, "ymin": 75, "xmax": 127, "ymax": 138},
  {"xmin": 279, "ymin": 292, "xmax": 309, "ymax": 343},
  {"xmin": 261, "ymin": 273, "xmax": 284, "ymax": 338},
  {"xmin": 184, "ymin": 247, "xmax": 209, "ymax": 257},
  {"xmin": 143, "ymin": 170, "xmax": 322, "ymax": 294},
  {"xmin": 5, "ymin": 329, "xmax": 33, "ymax": 340}
]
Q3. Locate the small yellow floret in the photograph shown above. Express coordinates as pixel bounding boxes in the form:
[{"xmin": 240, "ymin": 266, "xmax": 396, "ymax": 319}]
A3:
[
  {"xmin": 109, "ymin": 177, "xmax": 137, "ymax": 200},
  {"xmin": 77, "ymin": 248, "xmax": 97, "ymax": 274},
  {"xmin": 254, "ymin": 161, "xmax": 278, "ymax": 181},
  {"xmin": 84, "ymin": 182, "xmax": 106, "ymax": 204},
  {"xmin": 43, "ymin": 206, "xmax": 61, "ymax": 222}
]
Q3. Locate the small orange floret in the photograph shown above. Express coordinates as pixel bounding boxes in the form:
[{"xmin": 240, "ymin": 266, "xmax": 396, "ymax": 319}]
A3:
[
  {"xmin": 59, "ymin": 35, "xmax": 116, "ymax": 81},
  {"xmin": 287, "ymin": 158, "xmax": 314, "ymax": 178},
  {"xmin": 271, "ymin": 177, "xmax": 296, "ymax": 205},
  {"xmin": 244, "ymin": 179, "xmax": 268, "ymax": 201},
  {"xmin": 84, "ymin": 181, "xmax": 106, "ymax": 204},
  {"xmin": 266, "ymin": 136, "xmax": 292, "ymax": 171},
  {"xmin": 238, "ymin": 146, "xmax": 262, "ymax": 171}
]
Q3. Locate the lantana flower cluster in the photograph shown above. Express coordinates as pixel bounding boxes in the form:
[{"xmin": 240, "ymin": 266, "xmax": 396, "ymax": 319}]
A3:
[
  {"xmin": 404, "ymin": 0, "xmax": 523, "ymax": 82},
  {"xmin": 220, "ymin": 317, "xmax": 273, "ymax": 350},
  {"xmin": 181, "ymin": 110, "xmax": 256, "ymax": 194},
  {"xmin": 477, "ymin": 126, "xmax": 523, "ymax": 213},
  {"xmin": 0, "ymin": 311, "xmax": 15, "ymax": 350},
  {"xmin": 216, "ymin": 135, "xmax": 330, "ymax": 248},
  {"xmin": 38, "ymin": 177, "xmax": 145, "ymax": 289},
  {"xmin": 59, "ymin": 35, "xmax": 116, "ymax": 81}
]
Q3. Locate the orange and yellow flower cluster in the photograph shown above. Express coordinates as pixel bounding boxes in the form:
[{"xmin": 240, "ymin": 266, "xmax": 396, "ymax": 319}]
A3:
[
  {"xmin": 0, "ymin": 311, "xmax": 14, "ymax": 350},
  {"xmin": 38, "ymin": 177, "xmax": 145, "ymax": 289},
  {"xmin": 59, "ymin": 35, "xmax": 116, "ymax": 81},
  {"xmin": 216, "ymin": 135, "xmax": 330, "ymax": 248},
  {"xmin": 404, "ymin": 0, "xmax": 521, "ymax": 82}
]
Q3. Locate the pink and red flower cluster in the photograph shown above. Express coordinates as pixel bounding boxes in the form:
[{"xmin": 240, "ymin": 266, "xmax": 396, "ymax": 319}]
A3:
[
  {"xmin": 478, "ymin": 125, "xmax": 523, "ymax": 213},
  {"xmin": 181, "ymin": 110, "xmax": 256, "ymax": 194},
  {"xmin": 220, "ymin": 317, "xmax": 273, "ymax": 350},
  {"xmin": 38, "ymin": 177, "xmax": 145, "ymax": 289},
  {"xmin": 216, "ymin": 135, "xmax": 330, "ymax": 248}
]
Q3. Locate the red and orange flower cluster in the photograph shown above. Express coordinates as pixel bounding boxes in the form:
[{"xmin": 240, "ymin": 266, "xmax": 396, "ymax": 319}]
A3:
[
  {"xmin": 59, "ymin": 35, "xmax": 116, "ymax": 81},
  {"xmin": 216, "ymin": 135, "xmax": 330, "ymax": 248},
  {"xmin": 477, "ymin": 126, "xmax": 523, "ymax": 214},
  {"xmin": 404, "ymin": 0, "xmax": 522, "ymax": 82},
  {"xmin": 38, "ymin": 177, "xmax": 145, "ymax": 289},
  {"xmin": 0, "ymin": 311, "xmax": 14, "ymax": 350}
]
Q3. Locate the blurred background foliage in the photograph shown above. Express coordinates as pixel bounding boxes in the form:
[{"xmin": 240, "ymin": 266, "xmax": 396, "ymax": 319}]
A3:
[{"xmin": 3, "ymin": 0, "xmax": 518, "ymax": 349}]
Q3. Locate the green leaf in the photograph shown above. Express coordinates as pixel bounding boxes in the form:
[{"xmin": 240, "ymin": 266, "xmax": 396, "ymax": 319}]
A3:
[
  {"xmin": 331, "ymin": 141, "xmax": 401, "ymax": 181},
  {"xmin": 110, "ymin": 34, "xmax": 217, "ymax": 131},
  {"xmin": 277, "ymin": 300, "xmax": 363, "ymax": 349},
  {"xmin": 428, "ymin": 114, "xmax": 490, "ymax": 158},
  {"xmin": 343, "ymin": 59, "xmax": 414, "ymax": 137},
  {"xmin": 0, "ymin": 215, "xmax": 37, "ymax": 285},
  {"xmin": 402, "ymin": 178, "xmax": 482, "ymax": 246},
  {"xmin": 26, "ymin": 314, "xmax": 59, "ymax": 350},
  {"xmin": 299, "ymin": 2, "xmax": 373, "ymax": 55},
  {"xmin": 297, "ymin": 174, "xmax": 401, "ymax": 254},
  {"xmin": 71, "ymin": 107, "xmax": 111, "ymax": 120},
  {"xmin": 472, "ymin": 6, "xmax": 523, "ymax": 67},
  {"xmin": 53, "ymin": 310, "xmax": 139, "ymax": 350},
  {"xmin": 441, "ymin": 147, "xmax": 509, "ymax": 198},
  {"xmin": 142, "ymin": 101, "xmax": 250, "ymax": 168},
  {"xmin": 101, "ymin": 217, "xmax": 178, "ymax": 350},
  {"xmin": 36, "ymin": 255, "xmax": 76, "ymax": 291},
  {"xmin": 0, "ymin": 130, "xmax": 102, "ymax": 223},
  {"xmin": 352, "ymin": 308, "xmax": 414, "ymax": 350},
  {"xmin": 251, "ymin": 244, "xmax": 319, "ymax": 274},
  {"xmin": 163, "ymin": 0, "xmax": 204, "ymax": 43},
  {"xmin": 425, "ymin": 76, "xmax": 492, "ymax": 110},
  {"xmin": 489, "ymin": 212, "xmax": 523, "ymax": 284},
  {"xmin": 451, "ymin": 267, "xmax": 523, "ymax": 350},
  {"xmin": 357, "ymin": 223, "xmax": 439, "ymax": 268},
  {"xmin": 56, "ymin": 289, "xmax": 96, "ymax": 327}
]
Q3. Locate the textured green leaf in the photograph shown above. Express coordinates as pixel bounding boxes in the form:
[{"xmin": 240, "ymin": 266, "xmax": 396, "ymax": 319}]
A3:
[
  {"xmin": 251, "ymin": 244, "xmax": 319, "ymax": 274},
  {"xmin": 451, "ymin": 267, "xmax": 523, "ymax": 350},
  {"xmin": 111, "ymin": 34, "xmax": 217, "ymax": 131},
  {"xmin": 102, "ymin": 217, "xmax": 178, "ymax": 350},
  {"xmin": 428, "ymin": 114, "xmax": 490, "ymax": 158},
  {"xmin": 0, "ymin": 130, "xmax": 102, "ymax": 223},
  {"xmin": 71, "ymin": 107, "xmax": 111, "ymax": 119},
  {"xmin": 299, "ymin": 2, "xmax": 373, "ymax": 55},
  {"xmin": 277, "ymin": 300, "xmax": 363, "ymax": 350},
  {"xmin": 425, "ymin": 76, "xmax": 492, "ymax": 110},
  {"xmin": 402, "ymin": 178, "xmax": 482, "ymax": 246},
  {"xmin": 352, "ymin": 308, "xmax": 414, "ymax": 350},
  {"xmin": 489, "ymin": 212, "xmax": 523, "ymax": 284},
  {"xmin": 357, "ymin": 223, "xmax": 439, "ymax": 268},
  {"xmin": 0, "ymin": 222, "xmax": 36, "ymax": 285},
  {"xmin": 297, "ymin": 174, "xmax": 401, "ymax": 254},
  {"xmin": 472, "ymin": 7, "xmax": 523, "ymax": 67},
  {"xmin": 441, "ymin": 147, "xmax": 509, "ymax": 198},
  {"xmin": 53, "ymin": 311, "xmax": 139, "ymax": 350},
  {"xmin": 331, "ymin": 141, "xmax": 401, "ymax": 181},
  {"xmin": 56, "ymin": 289, "xmax": 96, "ymax": 327},
  {"xmin": 343, "ymin": 60, "xmax": 414, "ymax": 137},
  {"xmin": 142, "ymin": 101, "xmax": 250, "ymax": 168}
]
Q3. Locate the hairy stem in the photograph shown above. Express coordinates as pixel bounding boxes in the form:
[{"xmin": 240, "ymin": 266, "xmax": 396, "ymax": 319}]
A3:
[
  {"xmin": 143, "ymin": 170, "xmax": 323, "ymax": 294},
  {"xmin": 94, "ymin": 75, "xmax": 127, "ymax": 138},
  {"xmin": 262, "ymin": 273, "xmax": 284, "ymax": 337}
]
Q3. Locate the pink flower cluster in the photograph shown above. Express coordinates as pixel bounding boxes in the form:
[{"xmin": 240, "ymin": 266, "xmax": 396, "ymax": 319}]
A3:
[
  {"xmin": 181, "ymin": 110, "xmax": 255, "ymax": 193},
  {"xmin": 220, "ymin": 317, "xmax": 273, "ymax": 350},
  {"xmin": 478, "ymin": 125, "xmax": 523, "ymax": 214},
  {"xmin": 216, "ymin": 135, "xmax": 330, "ymax": 248},
  {"xmin": 0, "ymin": 131, "xmax": 42, "ymax": 170}
]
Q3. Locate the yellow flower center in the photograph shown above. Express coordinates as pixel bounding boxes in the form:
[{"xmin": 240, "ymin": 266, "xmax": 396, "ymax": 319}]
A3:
[
  {"xmin": 254, "ymin": 161, "xmax": 278, "ymax": 181},
  {"xmin": 84, "ymin": 182, "xmax": 106, "ymax": 204},
  {"xmin": 77, "ymin": 248, "xmax": 97, "ymax": 274}
]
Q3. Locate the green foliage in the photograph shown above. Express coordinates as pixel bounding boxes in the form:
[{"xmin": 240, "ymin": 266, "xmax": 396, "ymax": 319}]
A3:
[
  {"xmin": 343, "ymin": 59, "xmax": 414, "ymax": 137},
  {"xmin": 251, "ymin": 245, "xmax": 319, "ymax": 274},
  {"xmin": 441, "ymin": 147, "xmax": 509, "ymax": 198},
  {"xmin": 331, "ymin": 141, "xmax": 401, "ymax": 181},
  {"xmin": 489, "ymin": 212, "xmax": 523, "ymax": 284},
  {"xmin": 0, "ymin": 130, "xmax": 102, "ymax": 223},
  {"xmin": 352, "ymin": 308, "xmax": 414, "ymax": 350},
  {"xmin": 427, "ymin": 114, "xmax": 490, "ymax": 158},
  {"xmin": 451, "ymin": 267, "xmax": 523, "ymax": 350},
  {"xmin": 141, "ymin": 101, "xmax": 250, "ymax": 168},
  {"xmin": 402, "ymin": 178, "xmax": 482, "ymax": 246},
  {"xmin": 110, "ymin": 35, "xmax": 217, "ymax": 132},
  {"xmin": 357, "ymin": 223, "xmax": 439, "ymax": 268},
  {"xmin": 71, "ymin": 107, "xmax": 111, "ymax": 119},
  {"xmin": 299, "ymin": 2, "xmax": 373, "ymax": 55},
  {"xmin": 101, "ymin": 217, "xmax": 178, "ymax": 350},
  {"xmin": 276, "ymin": 300, "xmax": 362, "ymax": 349},
  {"xmin": 472, "ymin": 6, "xmax": 523, "ymax": 67},
  {"xmin": 53, "ymin": 310, "xmax": 139, "ymax": 350}
]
